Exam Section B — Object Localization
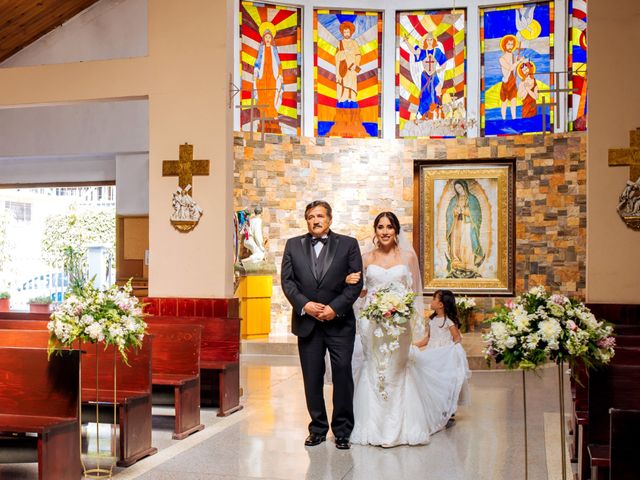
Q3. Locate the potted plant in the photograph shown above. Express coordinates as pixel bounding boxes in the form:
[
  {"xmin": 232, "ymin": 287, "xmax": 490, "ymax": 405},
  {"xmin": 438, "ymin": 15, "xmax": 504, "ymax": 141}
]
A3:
[
  {"xmin": 28, "ymin": 295, "xmax": 53, "ymax": 314},
  {"xmin": 0, "ymin": 292, "xmax": 10, "ymax": 312}
]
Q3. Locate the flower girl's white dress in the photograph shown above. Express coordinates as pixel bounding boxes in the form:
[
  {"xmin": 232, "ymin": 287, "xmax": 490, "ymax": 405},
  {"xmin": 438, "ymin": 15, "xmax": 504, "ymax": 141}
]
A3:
[{"xmin": 350, "ymin": 264, "xmax": 469, "ymax": 447}]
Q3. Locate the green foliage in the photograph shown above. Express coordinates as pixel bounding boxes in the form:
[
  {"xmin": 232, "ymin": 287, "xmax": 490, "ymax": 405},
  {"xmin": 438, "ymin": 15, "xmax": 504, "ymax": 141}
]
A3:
[
  {"xmin": 0, "ymin": 291, "xmax": 10, "ymax": 299},
  {"xmin": 29, "ymin": 295, "xmax": 53, "ymax": 305},
  {"xmin": 41, "ymin": 210, "xmax": 115, "ymax": 270},
  {"xmin": 63, "ymin": 246, "xmax": 88, "ymax": 295}
]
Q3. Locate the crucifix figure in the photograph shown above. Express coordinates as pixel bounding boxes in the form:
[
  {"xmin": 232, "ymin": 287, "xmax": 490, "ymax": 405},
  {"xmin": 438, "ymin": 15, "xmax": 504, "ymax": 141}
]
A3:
[
  {"xmin": 163, "ymin": 144, "xmax": 210, "ymax": 232},
  {"xmin": 609, "ymin": 128, "xmax": 640, "ymax": 181},
  {"xmin": 609, "ymin": 128, "xmax": 640, "ymax": 230},
  {"xmin": 162, "ymin": 143, "xmax": 210, "ymax": 193}
]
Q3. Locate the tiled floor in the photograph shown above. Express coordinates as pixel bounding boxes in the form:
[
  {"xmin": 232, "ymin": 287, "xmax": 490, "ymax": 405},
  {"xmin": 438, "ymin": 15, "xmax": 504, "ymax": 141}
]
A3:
[{"xmin": 0, "ymin": 354, "xmax": 575, "ymax": 480}]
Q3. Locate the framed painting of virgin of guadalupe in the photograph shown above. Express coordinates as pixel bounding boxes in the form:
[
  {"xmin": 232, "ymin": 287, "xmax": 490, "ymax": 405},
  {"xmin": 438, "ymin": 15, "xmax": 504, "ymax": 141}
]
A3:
[{"xmin": 416, "ymin": 161, "xmax": 515, "ymax": 295}]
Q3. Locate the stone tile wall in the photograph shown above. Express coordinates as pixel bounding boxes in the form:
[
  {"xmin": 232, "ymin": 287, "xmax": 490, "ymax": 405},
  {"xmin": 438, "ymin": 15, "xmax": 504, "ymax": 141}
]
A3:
[{"xmin": 234, "ymin": 132, "xmax": 587, "ymax": 333}]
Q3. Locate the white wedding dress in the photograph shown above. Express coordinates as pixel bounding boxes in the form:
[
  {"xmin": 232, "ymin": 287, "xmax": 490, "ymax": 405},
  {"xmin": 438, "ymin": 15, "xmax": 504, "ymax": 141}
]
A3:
[{"xmin": 350, "ymin": 263, "xmax": 467, "ymax": 447}]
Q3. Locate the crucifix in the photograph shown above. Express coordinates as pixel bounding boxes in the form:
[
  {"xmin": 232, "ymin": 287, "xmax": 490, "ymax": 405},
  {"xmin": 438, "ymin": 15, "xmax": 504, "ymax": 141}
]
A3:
[
  {"xmin": 162, "ymin": 144, "xmax": 210, "ymax": 232},
  {"xmin": 609, "ymin": 128, "xmax": 640, "ymax": 181},
  {"xmin": 162, "ymin": 143, "xmax": 210, "ymax": 192},
  {"xmin": 609, "ymin": 128, "xmax": 640, "ymax": 230}
]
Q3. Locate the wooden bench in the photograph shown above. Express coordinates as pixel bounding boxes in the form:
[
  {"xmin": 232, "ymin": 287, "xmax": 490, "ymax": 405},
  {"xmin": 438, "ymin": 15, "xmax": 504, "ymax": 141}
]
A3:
[
  {"xmin": 586, "ymin": 304, "xmax": 640, "ymax": 325},
  {"xmin": 609, "ymin": 408, "xmax": 640, "ymax": 480},
  {"xmin": 614, "ymin": 335, "xmax": 640, "ymax": 348},
  {"xmin": 0, "ymin": 324, "xmax": 157, "ymax": 467},
  {"xmin": 148, "ymin": 323, "xmax": 204, "ymax": 439},
  {"xmin": 146, "ymin": 316, "xmax": 242, "ymax": 416},
  {"xmin": 0, "ymin": 346, "xmax": 81, "ymax": 480},
  {"xmin": 582, "ymin": 353, "xmax": 640, "ymax": 480}
]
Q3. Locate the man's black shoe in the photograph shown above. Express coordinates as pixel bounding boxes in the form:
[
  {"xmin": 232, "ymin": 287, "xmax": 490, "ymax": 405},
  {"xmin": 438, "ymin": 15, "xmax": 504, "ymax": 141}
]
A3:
[
  {"xmin": 335, "ymin": 437, "xmax": 350, "ymax": 450},
  {"xmin": 304, "ymin": 433, "xmax": 326, "ymax": 446}
]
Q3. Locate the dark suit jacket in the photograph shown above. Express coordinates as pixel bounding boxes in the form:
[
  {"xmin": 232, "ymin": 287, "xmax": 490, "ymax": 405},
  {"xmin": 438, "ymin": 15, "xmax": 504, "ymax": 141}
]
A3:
[{"xmin": 281, "ymin": 231, "xmax": 363, "ymax": 338}]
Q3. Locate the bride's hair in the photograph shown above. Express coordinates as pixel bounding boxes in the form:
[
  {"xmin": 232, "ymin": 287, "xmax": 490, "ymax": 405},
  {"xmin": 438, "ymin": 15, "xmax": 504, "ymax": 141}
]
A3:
[
  {"xmin": 430, "ymin": 289, "xmax": 460, "ymax": 328},
  {"xmin": 373, "ymin": 211, "xmax": 401, "ymax": 246}
]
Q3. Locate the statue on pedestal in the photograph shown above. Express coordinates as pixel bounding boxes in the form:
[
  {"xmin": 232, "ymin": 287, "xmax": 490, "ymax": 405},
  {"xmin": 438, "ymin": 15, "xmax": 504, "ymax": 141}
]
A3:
[
  {"xmin": 235, "ymin": 206, "xmax": 276, "ymax": 275},
  {"xmin": 243, "ymin": 206, "xmax": 266, "ymax": 263}
]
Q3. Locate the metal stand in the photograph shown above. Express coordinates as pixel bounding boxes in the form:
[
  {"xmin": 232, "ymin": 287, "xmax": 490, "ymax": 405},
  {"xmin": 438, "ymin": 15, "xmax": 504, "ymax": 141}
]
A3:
[
  {"xmin": 80, "ymin": 342, "xmax": 117, "ymax": 479},
  {"xmin": 558, "ymin": 361, "xmax": 568, "ymax": 480},
  {"xmin": 522, "ymin": 369, "xmax": 529, "ymax": 480}
]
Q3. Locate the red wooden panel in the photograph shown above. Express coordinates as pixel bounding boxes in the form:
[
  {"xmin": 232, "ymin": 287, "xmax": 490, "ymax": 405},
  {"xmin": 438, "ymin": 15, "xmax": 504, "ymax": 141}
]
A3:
[
  {"xmin": 147, "ymin": 323, "xmax": 200, "ymax": 376},
  {"xmin": 159, "ymin": 298, "xmax": 177, "ymax": 316},
  {"xmin": 0, "ymin": 347, "xmax": 79, "ymax": 419},
  {"xmin": 0, "ymin": 319, "xmax": 48, "ymax": 330},
  {"xmin": 0, "ymin": 328, "xmax": 49, "ymax": 347},
  {"xmin": 80, "ymin": 338, "xmax": 152, "ymax": 403}
]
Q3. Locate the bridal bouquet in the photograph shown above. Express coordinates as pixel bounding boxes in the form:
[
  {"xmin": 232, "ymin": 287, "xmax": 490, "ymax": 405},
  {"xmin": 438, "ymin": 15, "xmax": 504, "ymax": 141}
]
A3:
[
  {"xmin": 47, "ymin": 280, "xmax": 147, "ymax": 362},
  {"xmin": 360, "ymin": 284, "xmax": 415, "ymax": 399},
  {"xmin": 483, "ymin": 286, "xmax": 615, "ymax": 372}
]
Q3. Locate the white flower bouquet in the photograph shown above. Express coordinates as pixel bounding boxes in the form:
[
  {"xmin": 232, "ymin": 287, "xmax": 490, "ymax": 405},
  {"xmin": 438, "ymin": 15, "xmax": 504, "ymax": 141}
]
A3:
[
  {"xmin": 360, "ymin": 284, "xmax": 415, "ymax": 399},
  {"xmin": 47, "ymin": 280, "xmax": 147, "ymax": 362},
  {"xmin": 455, "ymin": 296, "xmax": 476, "ymax": 333},
  {"xmin": 483, "ymin": 286, "xmax": 615, "ymax": 372}
]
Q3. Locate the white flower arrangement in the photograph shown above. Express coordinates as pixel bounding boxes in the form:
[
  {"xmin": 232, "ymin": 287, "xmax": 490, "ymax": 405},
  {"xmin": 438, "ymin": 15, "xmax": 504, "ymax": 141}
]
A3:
[
  {"xmin": 483, "ymin": 287, "xmax": 615, "ymax": 371},
  {"xmin": 360, "ymin": 284, "xmax": 415, "ymax": 399},
  {"xmin": 455, "ymin": 296, "xmax": 476, "ymax": 333},
  {"xmin": 47, "ymin": 280, "xmax": 147, "ymax": 362}
]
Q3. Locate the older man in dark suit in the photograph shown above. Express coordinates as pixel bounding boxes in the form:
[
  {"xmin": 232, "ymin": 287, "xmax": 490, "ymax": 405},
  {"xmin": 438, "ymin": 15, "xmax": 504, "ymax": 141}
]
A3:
[{"xmin": 281, "ymin": 200, "xmax": 363, "ymax": 450}]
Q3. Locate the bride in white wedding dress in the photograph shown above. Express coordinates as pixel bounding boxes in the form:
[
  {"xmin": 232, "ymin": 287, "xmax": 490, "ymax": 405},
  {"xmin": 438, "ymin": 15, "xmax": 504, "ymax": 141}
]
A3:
[{"xmin": 345, "ymin": 212, "xmax": 468, "ymax": 447}]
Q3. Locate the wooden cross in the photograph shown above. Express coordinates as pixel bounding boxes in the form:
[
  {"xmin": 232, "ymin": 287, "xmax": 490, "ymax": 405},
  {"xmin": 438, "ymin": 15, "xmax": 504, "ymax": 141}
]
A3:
[
  {"xmin": 609, "ymin": 128, "xmax": 640, "ymax": 182},
  {"xmin": 162, "ymin": 143, "xmax": 210, "ymax": 192}
]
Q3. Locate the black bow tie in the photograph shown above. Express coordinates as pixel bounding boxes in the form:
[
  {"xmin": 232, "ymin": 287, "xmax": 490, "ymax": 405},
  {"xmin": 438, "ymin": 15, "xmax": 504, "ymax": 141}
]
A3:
[{"xmin": 311, "ymin": 237, "xmax": 328, "ymax": 246}]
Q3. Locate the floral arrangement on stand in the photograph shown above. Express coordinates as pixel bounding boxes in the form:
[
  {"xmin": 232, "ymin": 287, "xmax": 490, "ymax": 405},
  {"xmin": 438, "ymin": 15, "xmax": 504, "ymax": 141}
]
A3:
[
  {"xmin": 483, "ymin": 286, "xmax": 615, "ymax": 372},
  {"xmin": 360, "ymin": 284, "xmax": 415, "ymax": 400},
  {"xmin": 47, "ymin": 280, "xmax": 147, "ymax": 362},
  {"xmin": 455, "ymin": 296, "xmax": 476, "ymax": 333}
]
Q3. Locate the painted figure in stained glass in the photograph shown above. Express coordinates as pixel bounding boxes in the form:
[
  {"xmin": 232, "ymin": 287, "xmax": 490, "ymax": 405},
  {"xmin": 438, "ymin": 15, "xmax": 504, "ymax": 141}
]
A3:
[
  {"xmin": 253, "ymin": 22, "xmax": 283, "ymax": 134},
  {"xmin": 314, "ymin": 10, "xmax": 382, "ymax": 138},
  {"xmin": 411, "ymin": 33, "xmax": 447, "ymax": 121},
  {"xmin": 481, "ymin": 2, "xmax": 553, "ymax": 136},
  {"xmin": 335, "ymin": 22, "xmax": 361, "ymax": 104},
  {"xmin": 396, "ymin": 10, "xmax": 466, "ymax": 138},
  {"xmin": 517, "ymin": 61, "xmax": 539, "ymax": 118},
  {"xmin": 499, "ymin": 35, "xmax": 523, "ymax": 120},
  {"xmin": 239, "ymin": 2, "xmax": 301, "ymax": 135}
]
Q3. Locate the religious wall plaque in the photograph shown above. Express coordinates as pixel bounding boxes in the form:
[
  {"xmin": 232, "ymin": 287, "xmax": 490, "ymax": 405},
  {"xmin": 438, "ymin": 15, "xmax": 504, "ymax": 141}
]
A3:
[
  {"xmin": 416, "ymin": 160, "xmax": 515, "ymax": 295},
  {"xmin": 163, "ymin": 144, "xmax": 210, "ymax": 233}
]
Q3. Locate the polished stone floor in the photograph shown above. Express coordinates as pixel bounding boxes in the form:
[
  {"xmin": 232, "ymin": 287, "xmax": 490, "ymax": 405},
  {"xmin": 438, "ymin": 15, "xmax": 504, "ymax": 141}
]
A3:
[{"xmin": 0, "ymin": 354, "xmax": 575, "ymax": 480}]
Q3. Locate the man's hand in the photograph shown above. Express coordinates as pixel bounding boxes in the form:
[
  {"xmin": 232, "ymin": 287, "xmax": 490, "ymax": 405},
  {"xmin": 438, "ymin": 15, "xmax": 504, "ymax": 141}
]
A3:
[
  {"xmin": 317, "ymin": 305, "xmax": 337, "ymax": 321},
  {"xmin": 304, "ymin": 302, "xmax": 325, "ymax": 319}
]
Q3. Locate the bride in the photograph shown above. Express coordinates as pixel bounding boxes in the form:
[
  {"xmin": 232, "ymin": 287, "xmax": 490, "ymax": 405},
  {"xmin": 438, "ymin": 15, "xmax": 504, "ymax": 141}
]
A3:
[{"xmin": 345, "ymin": 212, "xmax": 464, "ymax": 447}]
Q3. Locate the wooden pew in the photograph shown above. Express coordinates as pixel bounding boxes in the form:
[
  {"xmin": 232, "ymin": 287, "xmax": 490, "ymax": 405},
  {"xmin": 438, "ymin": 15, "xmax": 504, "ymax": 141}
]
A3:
[
  {"xmin": 147, "ymin": 323, "xmax": 204, "ymax": 439},
  {"xmin": 582, "ymin": 352, "xmax": 640, "ymax": 480},
  {"xmin": 0, "ymin": 346, "xmax": 81, "ymax": 480},
  {"xmin": 0, "ymin": 325, "xmax": 157, "ymax": 467},
  {"xmin": 586, "ymin": 304, "xmax": 640, "ymax": 325},
  {"xmin": 609, "ymin": 408, "xmax": 640, "ymax": 480},
  {"xmin": 614, "ymin": 335, "xmax": 640, "ymax": 348},
  {"xmin": 146, "ymin": 316, "xmax": 242, "ymax": 416}
]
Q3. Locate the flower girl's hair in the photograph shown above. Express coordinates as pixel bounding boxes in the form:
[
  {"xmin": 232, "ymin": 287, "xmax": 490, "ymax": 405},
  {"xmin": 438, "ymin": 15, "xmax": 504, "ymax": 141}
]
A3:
[{"xmin": 430, "ymin": 289, "xmax": 460, "ymax": 328}]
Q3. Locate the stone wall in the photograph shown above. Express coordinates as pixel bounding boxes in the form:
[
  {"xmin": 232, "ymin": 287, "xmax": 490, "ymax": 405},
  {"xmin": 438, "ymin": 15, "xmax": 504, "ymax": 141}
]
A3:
[{"xmin": 234, "ymin": 132, "xmax": 587, "ymax": 334}]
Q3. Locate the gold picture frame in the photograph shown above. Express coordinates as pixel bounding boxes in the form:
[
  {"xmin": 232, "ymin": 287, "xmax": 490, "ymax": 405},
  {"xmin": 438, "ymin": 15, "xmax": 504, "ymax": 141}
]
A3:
[{"xmin": 417, "ymin": 160, "xmax": 515, "ymax": 295}]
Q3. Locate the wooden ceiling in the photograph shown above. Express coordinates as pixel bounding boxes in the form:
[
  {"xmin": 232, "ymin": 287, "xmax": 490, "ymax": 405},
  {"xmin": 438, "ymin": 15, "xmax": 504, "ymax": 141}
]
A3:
[{"xmin": 0, "ymin": 0, "xmax": 101, "ymax": 63}]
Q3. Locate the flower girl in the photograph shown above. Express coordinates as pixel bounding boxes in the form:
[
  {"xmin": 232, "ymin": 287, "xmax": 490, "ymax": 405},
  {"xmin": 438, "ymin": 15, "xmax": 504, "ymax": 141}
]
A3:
[{"xmin": 413, "ymin": 289, "xmax": 471, "ymax": 423}]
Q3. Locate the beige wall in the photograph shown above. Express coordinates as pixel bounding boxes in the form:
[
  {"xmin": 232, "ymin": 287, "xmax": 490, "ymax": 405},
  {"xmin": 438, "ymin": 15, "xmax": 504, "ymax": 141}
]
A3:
[
  {"xmin": 0, "ymin": 0, "xmax": 235, "ymax": 298},
  {"xmin": 587, "ymin": 0, "xmax": 640, "ymax": 303}
]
